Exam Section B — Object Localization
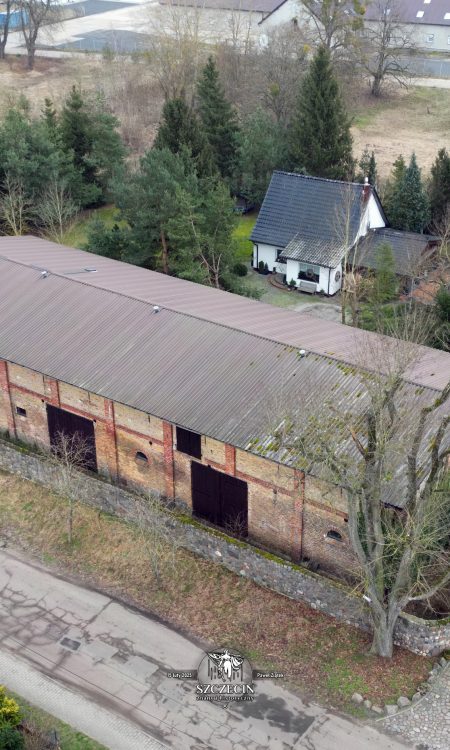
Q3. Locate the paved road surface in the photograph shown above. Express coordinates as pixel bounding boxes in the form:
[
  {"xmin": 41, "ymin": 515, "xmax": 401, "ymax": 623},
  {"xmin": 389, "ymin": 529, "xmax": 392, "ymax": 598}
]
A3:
[{"xmin": 0, "ymin": 548, "xmax": 412, "ymax": 750}]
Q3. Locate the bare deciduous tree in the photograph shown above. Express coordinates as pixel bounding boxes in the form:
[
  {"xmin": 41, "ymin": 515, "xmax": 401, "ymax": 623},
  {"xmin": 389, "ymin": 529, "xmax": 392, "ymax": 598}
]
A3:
[
  {"xmin": 18, "ymin": 0, "xmax": 54, "ymax": 70},
  {"xmin": 146, "ymin": 0, "xmax": 206, "ymax": 104},
  {"xmin": 0, "ymin": 173, "xmax": 32, "ymax": 236},
  {"xmin": 37, "ymin": 176, "xmax": 79, "ymax": 243},
  {"xmin": 131, "ymin": 491, "xmax": 181, "ymax": 589},
  {"xmin": 258, "ymin": 333, "xmax": 450, "ymax": 657},
  {"xmin": 258, "ymin": 26, "xmax": 308, "ymax": 125},
  {"xmin": 49, "ymin": 430, "xmax": 93, "ymax": 546},
  {"xmin": 361, "ymin": 0, "xmax": 414, "ymax": 97},
  {"xmin": 298, "ymin": 0, "xmax": 365, "ymax": 58},
  {"xmin": 0, "ymin": 0, "xmax": 12, "ymax": 60}
]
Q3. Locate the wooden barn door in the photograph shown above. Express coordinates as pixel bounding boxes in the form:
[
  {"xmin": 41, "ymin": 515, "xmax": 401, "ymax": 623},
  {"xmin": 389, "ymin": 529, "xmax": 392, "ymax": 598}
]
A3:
[
  {"xmin": 191, "ymin": 463, "xmax": 247, "ymax": 536},
  {"xmin": 46, "ymin": 404, "xmax": 97, "ymax": 473}
]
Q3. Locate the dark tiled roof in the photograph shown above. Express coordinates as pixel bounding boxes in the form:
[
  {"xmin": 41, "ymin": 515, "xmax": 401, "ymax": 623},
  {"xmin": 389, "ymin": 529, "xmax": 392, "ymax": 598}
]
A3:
[
  {"xmin": 250, "ymin": 172, "xmax": 376, "ymax": 265},
  {"xmin": 365, "ymin": 0, "xmax": 450, "ymax": 27},
  {"xmin": 354, "ymin": 228, "xmax": 439, "ymax": 277}
]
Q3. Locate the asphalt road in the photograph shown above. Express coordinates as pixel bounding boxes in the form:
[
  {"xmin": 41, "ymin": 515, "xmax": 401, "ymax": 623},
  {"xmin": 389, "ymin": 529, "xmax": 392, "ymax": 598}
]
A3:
[{"xmin": 0, "ymin": 548, "xmax": 412, "ymax": 750}]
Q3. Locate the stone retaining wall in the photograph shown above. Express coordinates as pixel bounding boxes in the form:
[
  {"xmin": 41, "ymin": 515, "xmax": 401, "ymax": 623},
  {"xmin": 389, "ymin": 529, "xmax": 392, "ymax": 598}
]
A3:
[{"xmin": 1, "ymin": 438, "xmax": 449, "ymax": 657}]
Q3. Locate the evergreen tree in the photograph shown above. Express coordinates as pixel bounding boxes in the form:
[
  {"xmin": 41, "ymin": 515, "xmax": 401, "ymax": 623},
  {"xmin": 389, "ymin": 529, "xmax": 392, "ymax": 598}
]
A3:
[
  {"xmin": 288, "ymin": 46, "xmax": 354, "ymax": 180},
  {"xmin": 373, "ymin": 242, "xmax": 397, "ymax": 303},
  {"xmin": 383, "ymin": 154, "xmax": 406, "ymax": 225},
  {"xmin": 168, "ymin": 178, "xmax": 238, "ymax": 288},
  {"xmin": 237, "ymin": 108, "xmax": 287, "ymax": 205},
  {"xmin": 433, "ymin": 284, "xmax": 450, "ymax": 350},
  {"xmin": 153, "ymin": 97, "xmax": 215, "ymax": 178},
  {"xmin": 197, "ymin": 57, "xmax": 239, "ymax": 181},
  {"xmin": 60, "ymin": 86, "xmax": 125, "ymax": 208},
  {"xmin": 387, "ymin": 153, "xmax": 430, "ymax": 232},
  {"xmin": 357, "ymin": 148, "xmax": 377, "ymax": 186},
  {"xmin": 41, "ymin": 98, "xmax": 59, "ymax": 140},
  {"xmin": 429, "ymin": 148, "xmax": 450, "ymax": 225},
  {"xmin": 110, "ymin": 147, "xmax": 197, "ymax": 272}
]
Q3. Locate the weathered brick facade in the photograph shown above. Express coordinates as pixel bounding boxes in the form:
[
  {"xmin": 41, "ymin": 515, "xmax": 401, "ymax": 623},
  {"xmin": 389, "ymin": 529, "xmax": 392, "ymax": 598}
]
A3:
[{"xmin": 0, "ymin": 358, "xmax": 356, "ymax": 577}]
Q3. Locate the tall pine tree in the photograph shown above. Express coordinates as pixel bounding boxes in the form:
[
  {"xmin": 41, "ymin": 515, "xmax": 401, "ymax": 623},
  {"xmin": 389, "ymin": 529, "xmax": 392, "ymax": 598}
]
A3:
[
  {"xmin": 429, "ymin": 148, "xmax": 450, "ymax": 225},
  {"xmin": 358, "ymin": 148, "xmax": 377, "ymax": 186},
  {"xmin": 386, "ymin": 153, "xmax": 429, "ymax": 233},
  {"xmin": 196, "ymin": 57, "xmax": 239, "ymax": 181},
  {"xmin": 60, "ymin": 86, "xmax": 125, "ymax": 208},
  {"xmin": 289, "ymin": 46, "xmax": 354, "ymax": 180},
  {"xmin": 153, "ymin": 98, "xmax": 215, "ymax": 178}
]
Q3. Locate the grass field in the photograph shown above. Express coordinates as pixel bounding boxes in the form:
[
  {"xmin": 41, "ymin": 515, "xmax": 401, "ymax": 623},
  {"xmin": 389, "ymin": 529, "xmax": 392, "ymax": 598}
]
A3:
[
  {"xmin": 351, "ymin": 85, "xmax": 450, "ymax": 178},
  {"xmin": 0, "ymin": 469, "xmax": 433, "ymax": 715},
  {"xmin": 61, "ymin": 205, "xmax": 121, "ymax": 247}
]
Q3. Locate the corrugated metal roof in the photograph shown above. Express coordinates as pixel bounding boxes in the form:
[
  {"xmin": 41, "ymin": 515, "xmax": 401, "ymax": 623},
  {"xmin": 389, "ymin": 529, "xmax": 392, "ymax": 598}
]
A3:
[
  {"xmin": 0, "ymin": 237, "xmax": 449, "ymax": 508},
  {"xmin": 0, "ymin": 236, "xmax": 448, "ymax": 391}
]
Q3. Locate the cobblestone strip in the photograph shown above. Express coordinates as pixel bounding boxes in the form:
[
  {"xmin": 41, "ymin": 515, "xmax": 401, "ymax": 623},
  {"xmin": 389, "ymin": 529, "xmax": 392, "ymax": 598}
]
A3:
[
  {"xmin": 0, "ymin": 649, "xmax": 168, "ymax": 750},
  {"xmin": 381, "ymin": 662, "xmax": 450, "ymax": 750}
]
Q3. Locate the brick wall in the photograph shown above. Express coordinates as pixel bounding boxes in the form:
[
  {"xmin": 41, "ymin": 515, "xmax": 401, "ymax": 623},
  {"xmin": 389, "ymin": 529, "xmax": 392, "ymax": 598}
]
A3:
[
  {"xmin": 0, "ymin": 358, "xmax": 356, "ymax": 575},
  {"xmin": 1, "ymin": 436, "xmax": 449, "ymax": 657}
]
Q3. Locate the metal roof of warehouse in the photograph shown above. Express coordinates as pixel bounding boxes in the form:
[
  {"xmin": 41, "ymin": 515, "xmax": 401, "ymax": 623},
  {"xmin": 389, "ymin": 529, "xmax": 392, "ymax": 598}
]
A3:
[
  {"xmin": 0, "ymin": 236, "xmax": 449, "ymax": 392},
  {"xmin": 0, "ymin": 237, "xmax": 449, "ymax": 507}
]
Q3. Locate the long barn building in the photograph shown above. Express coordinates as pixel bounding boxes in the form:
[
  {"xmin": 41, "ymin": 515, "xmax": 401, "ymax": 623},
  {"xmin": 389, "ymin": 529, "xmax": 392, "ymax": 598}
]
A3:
[{"xmin": 1, "ymin": 237, "xmax": 449, "ymax": 579}]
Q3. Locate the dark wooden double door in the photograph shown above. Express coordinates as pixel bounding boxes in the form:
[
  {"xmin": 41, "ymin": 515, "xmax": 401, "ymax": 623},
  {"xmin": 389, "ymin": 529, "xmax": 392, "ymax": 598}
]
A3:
[
  {"xmin": 191, "ymin": 462, "xmax": 248, "ymax": 536},
  {"xmin": 46, "ymin": 404, "xmax": 98, "ymax": 472}
]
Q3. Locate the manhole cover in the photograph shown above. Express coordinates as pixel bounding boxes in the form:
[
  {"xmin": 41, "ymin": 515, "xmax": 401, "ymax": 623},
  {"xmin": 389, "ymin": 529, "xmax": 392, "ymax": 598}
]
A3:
[{"xmin": 60, "ymin": 637, "xmax": 81, "ymax": 651}]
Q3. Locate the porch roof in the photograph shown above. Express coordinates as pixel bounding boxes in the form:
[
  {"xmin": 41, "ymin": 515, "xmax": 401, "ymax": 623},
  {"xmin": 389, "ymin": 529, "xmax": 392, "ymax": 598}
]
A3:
[{"xmin": 280, "ymin": 233, "xmax": 345, "ymax": 269}]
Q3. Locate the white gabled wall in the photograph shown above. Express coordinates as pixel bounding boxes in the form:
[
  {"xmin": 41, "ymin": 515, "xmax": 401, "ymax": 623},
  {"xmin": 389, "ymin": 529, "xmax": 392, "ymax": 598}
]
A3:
[
  {"xmin": 253, "ymin": 243, "xmax": 279, "ymax": 270},
  {"xmin": 285, "ymin": 260, "xmax": 341, "ymax": 295}
]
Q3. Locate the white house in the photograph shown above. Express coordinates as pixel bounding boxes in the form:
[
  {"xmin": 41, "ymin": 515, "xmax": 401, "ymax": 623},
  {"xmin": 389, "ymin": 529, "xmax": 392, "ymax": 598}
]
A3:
[
  {"xmin": 363, "ymin": 0, "xmax": 450, "ymax": 54},
  {"xmin": 251, "ymin": 171, "xmax": 386, "ymax": 295}
]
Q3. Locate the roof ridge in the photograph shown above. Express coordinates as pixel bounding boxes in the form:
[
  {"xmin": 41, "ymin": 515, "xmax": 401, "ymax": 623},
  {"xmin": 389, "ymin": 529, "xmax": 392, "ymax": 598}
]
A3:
[
  {"xmin": 272, "ymin": 170, "xmax": 364, "ymax": 189},
  {"xmin": 0, "ymin": 251, "xmax": 444, "ymax": 395}
]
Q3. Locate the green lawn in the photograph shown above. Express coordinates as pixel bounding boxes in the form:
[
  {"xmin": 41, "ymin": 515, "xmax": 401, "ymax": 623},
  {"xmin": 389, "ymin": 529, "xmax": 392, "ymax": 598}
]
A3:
[
  {"xmin": 8, "ymin": 690, "xmax": 106, "ymax": 750},
  {"xmin": 233, "ymin": 211, "xmax": 257, "ymax": 263},
  {"xmin": 61, "ymin": 205, "xmax": 121, "ymax": 248}
]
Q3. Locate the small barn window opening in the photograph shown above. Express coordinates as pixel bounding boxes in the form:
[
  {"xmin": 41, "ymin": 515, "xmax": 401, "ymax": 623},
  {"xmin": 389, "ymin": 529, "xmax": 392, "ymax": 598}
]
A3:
[
  {"xmin": 15, "ymin": 406, "xmax": 27, "ymax": 417},
  {"xmin": 176, "ymin": 426, "xmax": 202, "ymax": 459},
  {"xmin": 135, "ymin": 451, "xmax": 148, "ymax": 463},
  {"xmin": 326, "ymin": 529, "xmax": 342, "ymax": 542}
]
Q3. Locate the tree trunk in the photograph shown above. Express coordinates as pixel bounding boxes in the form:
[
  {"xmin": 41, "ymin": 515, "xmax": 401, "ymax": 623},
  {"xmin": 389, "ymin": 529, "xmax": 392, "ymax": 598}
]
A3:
[
  {"xmin": 27, "ymin": 48, "xmax": 35, "ymax": 70},
  {"xmin": 369, "ymin": 609, "xmax": 396, "ymax": 658},
  {"xmin": 0, "ymin": 42, "xmax": 6, "ymax": 60},
  {"xmin": 371, "ymin": 73, "xmax": 382, "ymax": 98},
  {"xmin": 160, "ymin": 230, "xmax": 169, "ymax": 275},
  {"xmin": 68, "ymin": 499, "xmax": 73, "ymax": 546}
]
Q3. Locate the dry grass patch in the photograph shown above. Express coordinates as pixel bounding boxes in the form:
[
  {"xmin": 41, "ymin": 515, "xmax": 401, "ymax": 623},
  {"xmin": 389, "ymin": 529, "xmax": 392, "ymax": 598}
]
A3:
[
  {"xmin": 0, "ymin": 471, "xmax": 433, "ymax": 713},
  {"xmin": 352, "ymin": 85, "xmax": 450, "ymax": 179}
]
